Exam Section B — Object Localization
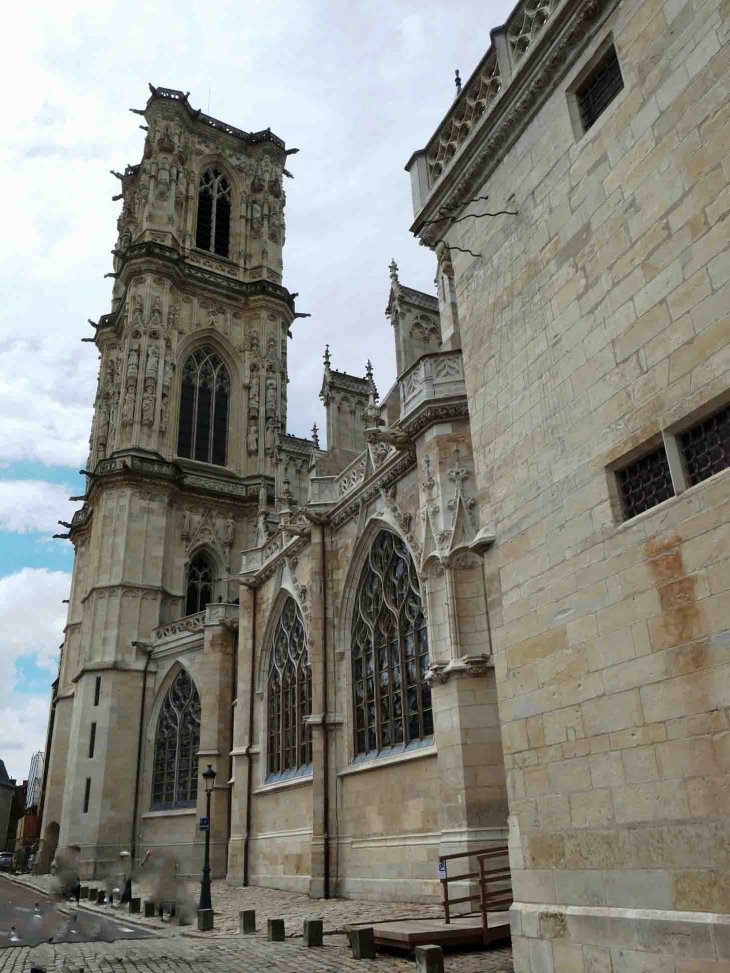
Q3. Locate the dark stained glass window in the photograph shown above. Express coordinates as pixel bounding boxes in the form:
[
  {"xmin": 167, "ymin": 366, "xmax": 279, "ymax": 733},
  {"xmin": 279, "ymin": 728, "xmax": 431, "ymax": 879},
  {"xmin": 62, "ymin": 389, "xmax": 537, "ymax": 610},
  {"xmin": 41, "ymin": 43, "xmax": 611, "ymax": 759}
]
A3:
[
  {"xmin": 186, "ymin": 554, "xmax": 214, "ymax": 617},
  {"xmin": 352, "ymin": 529, "xmax": 431, "ymax": 756},
  {"xmin": 617, "ymin": 446, "xmax": 674, "ymax": 520},
  {"xmin": 177, "ymin": 346, "xmax": 229, "ymax": 466},
  {"xmin": 680, "ymin": 404, "xmax": 730, "ymax": 487},
  {"xmin": 152, "ymin": 669, "xmax": 201, "ymax": 809},
  {"xmin": 196, "ymin": 167, "xmax": 232, "ymax": 258},
  {"xmin": 267, "ymin": 598, "xmax": 312, "ymax": 777}
]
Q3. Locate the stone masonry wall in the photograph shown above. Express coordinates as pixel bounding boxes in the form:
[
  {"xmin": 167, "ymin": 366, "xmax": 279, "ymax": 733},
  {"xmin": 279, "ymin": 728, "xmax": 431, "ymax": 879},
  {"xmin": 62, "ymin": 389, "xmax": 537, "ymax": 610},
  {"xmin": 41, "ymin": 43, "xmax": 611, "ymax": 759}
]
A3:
[{"xmin": 433, "ymin": 0, "xmax": 730, "ymax": 965}]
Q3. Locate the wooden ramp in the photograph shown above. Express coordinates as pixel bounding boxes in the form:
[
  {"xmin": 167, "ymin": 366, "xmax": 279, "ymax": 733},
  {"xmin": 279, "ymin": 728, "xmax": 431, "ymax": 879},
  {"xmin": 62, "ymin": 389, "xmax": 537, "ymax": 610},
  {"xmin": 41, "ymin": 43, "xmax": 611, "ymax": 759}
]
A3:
[{"xmin": 346, "ymin": 912, "xmax": 511, "ymax": 953}]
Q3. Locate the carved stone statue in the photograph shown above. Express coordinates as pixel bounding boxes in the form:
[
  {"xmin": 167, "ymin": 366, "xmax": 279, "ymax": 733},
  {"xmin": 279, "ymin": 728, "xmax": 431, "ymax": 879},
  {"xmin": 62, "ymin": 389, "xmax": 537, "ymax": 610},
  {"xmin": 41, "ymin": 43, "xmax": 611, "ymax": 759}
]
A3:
[
  {"xmin": 160, "ymin": 391, "xmax": 169, "ymax": 432},
  {"xmin": 247, "ymin": 422, "xmax": 259, "ymax": 454},
  {"xmin": 122, "ymin": 386, "xmax": 136, "ymax": 425},
  {"xmin": 265, "ymin": 419, "xmax": 275, "ymax": 453},
  {"xmin": 266, "ymin": 335, "xmax": 277, "ymax": 360},
  {"xmin": 163, "ymin": 357, "xmax": 175, "ymax": 389},
  {"xmin": 265, "ymin": 378, "xmax": 277, "ymax": 417},
  {"xmin": 97, "ymin": 397, "xmax": 110, "ymax": 448},
  {"xmin": 141, "ymin": 380, "xmax": 156, "ymax": 426},
  {"xmin": 145, "ymin": 344, "xmax": 160, "ymax": 381},
  {"xmin": 182, "ymin": 509, "xmax": 191, "ymax": 538},
  {"xmin": 167, "ymin": 304, "xmax": 179, "ymax": 331},
  {"xmin": 127, "ymin": 342, "xmax": 140, "ymax": 379},
  {"xmin": 224, "ymin": 516, "xmax": 235, "ymax": 545},
  {"xmin": 249, "ymin": 373, "xmax": 260, "ymax": 413},
  {"xmin": 246, "ymin": 325, "xmax": 260, "ymax": 354}
]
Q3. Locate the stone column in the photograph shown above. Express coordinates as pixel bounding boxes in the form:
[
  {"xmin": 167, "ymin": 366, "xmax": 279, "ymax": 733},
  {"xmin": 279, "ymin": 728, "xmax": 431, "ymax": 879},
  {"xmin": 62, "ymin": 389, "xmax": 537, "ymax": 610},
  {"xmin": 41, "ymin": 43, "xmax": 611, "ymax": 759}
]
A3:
[{"xmin": 197, "ymin": 608, "xmax": 236, "ymax": 879}]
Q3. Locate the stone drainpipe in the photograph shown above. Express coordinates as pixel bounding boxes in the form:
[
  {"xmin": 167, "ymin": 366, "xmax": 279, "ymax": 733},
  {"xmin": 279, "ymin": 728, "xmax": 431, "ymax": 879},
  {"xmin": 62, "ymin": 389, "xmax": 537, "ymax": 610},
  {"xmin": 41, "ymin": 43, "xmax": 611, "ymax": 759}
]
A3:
[{"xmin": 130, "ymin": 645, "xmax": 153, "ymax": 868}]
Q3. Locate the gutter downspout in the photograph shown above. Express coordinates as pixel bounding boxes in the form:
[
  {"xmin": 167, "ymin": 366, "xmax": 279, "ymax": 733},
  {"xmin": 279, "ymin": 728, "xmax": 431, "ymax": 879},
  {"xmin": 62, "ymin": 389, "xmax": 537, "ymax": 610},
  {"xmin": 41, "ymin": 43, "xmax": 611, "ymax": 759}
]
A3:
[
  {"xmin": 131, "ymin": 647, "xmax": 153, "ymax": 867},
  {"xmin": 227, "ymin": 628, "xmax": 238, "ymax": 850},
  {"xmin": 321, "ymin": 523, "xmax": 330, "ymax": 899},
  {"xmin": 243, "ymin": 583, "xmax": 256, "ymax": 887}
]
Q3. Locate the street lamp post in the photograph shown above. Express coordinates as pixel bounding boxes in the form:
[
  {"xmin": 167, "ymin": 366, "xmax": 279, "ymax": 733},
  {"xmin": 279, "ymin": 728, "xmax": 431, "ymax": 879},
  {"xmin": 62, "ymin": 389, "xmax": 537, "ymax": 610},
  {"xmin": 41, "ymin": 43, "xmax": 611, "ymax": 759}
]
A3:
[{"xmin": 198, "ymin": 764, "xmax": 216, "ymax": 915}]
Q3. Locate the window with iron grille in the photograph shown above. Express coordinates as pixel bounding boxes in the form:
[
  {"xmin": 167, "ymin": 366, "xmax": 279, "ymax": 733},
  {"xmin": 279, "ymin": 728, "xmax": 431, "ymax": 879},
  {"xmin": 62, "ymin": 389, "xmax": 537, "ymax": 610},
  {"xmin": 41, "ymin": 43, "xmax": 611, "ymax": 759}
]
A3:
[
  {"xmin": 152, "ymin": 669, "xmax": 201, "ymax": 809},
  {"xmin": 186, "ymin": 554, "xmax": 214, "ymax": 617},
  {"xmin": 680, "ymin": 404, "xmax": 730, "ymax": 487},
  {"xmin": 576, "ymin": 45, "xmax": 624, "ymax": 132},
  {"xmin": 617, "ymin": 445, "xmax": 674, "ymax": 520},
  {"xmin": 267, "ymin": 598, "xmax": 312, "ymax": 778},
  {"xmin": 352, "ymin": 529, "xmax": 432, "ymax": 757},
  {"xmin": 177, "ymin": 346, "xmax": 229, "ymax": 466},
  {"xmin": 195, "ymin": 168, "xmax": 232, "ymax": 258}
]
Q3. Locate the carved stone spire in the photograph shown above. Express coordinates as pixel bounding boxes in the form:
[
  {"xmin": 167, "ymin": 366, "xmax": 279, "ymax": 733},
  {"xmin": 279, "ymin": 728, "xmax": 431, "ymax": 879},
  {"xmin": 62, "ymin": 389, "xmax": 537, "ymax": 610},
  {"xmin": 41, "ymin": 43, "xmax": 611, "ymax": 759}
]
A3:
[{"xmin": 311, "ymin": 422, "xmax": 320, "ymax": 449}]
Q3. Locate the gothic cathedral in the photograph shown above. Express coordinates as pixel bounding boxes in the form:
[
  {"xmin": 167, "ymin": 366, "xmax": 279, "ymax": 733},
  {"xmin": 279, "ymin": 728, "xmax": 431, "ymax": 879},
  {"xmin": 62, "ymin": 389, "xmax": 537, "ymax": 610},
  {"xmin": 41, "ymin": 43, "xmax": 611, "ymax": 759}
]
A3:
[{"xmin": 41, "ymin": 85, "xmax": 508, "ymax": 896}]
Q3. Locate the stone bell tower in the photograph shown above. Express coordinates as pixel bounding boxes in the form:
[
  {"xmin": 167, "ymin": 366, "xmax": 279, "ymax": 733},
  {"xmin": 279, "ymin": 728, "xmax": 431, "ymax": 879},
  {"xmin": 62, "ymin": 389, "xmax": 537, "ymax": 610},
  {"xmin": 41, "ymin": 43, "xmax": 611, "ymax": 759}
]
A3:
[{"xmin": 40, "ymin": 86, "xmax": 298, "ymax": 875}]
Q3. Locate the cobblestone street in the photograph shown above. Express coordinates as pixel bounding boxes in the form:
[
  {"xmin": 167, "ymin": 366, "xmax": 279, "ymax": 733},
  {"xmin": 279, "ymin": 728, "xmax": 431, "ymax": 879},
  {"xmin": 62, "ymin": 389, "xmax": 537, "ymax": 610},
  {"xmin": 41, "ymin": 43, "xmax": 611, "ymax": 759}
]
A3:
[
  {"xmin": 0, "ymin": 936, "xmax": 514, "ymax": 973},
  {"xmin": 2, "ymin": 875, "xmax": 513, "ymax": 971}
]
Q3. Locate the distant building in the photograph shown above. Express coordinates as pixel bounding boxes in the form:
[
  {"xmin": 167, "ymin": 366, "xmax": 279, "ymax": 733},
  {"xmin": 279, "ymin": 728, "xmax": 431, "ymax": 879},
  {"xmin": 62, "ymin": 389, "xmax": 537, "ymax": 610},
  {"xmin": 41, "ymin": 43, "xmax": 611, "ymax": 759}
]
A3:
[{"xmin": 25, "ymin": 752, "xmax": 44, "ymax": 811}]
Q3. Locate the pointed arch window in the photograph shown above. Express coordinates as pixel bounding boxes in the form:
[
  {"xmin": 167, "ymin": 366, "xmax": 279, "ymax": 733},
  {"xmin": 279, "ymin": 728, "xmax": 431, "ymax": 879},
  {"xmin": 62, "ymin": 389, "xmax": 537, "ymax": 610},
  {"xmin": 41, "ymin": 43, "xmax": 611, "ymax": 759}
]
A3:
[
  {"xmin": 177, "ymin": 346, "xmax": 229, "ymax": 466},
  {"xmin": 267, "ymin": 598, "xmax": 312, "ymax": 778},
  {"xmin": 186, "ymin": 553, "xmax": 214, "ymax": 616},
  {"xmin": 196, "ymin": 167, "xmax": 232, "ymax": 257},
  {"xmin": 352, "ymin": 529, "xmax": 432, "ymax": 756},
  {"xmin": 152, "ymin": 669, "xmax": 201, "ymax": 809}
]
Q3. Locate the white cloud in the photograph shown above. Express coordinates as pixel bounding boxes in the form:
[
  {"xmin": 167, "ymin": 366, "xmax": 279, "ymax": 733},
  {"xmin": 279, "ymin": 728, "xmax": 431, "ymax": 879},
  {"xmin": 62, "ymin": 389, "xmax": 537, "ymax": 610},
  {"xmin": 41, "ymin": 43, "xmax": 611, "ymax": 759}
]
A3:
[
  {"xmin": 0, "ymin": 568, "xmax": 69, "ymax": 682},
  {"xmin": 0, "ymin": 568, "xmax": 69, "ymax": 779},
  {"xmin": 0, "ymin": 695, "xmax": 52, "ymax": 783},
  {"xmin": 0, "ymin": 481, "xmax": 81, "ymax": 534}
]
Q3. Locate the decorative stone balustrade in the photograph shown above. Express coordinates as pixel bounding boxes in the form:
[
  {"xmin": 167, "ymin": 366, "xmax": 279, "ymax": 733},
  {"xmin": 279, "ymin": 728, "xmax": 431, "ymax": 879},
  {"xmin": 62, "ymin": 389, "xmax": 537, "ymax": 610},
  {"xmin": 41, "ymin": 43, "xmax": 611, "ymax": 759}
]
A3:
[
  {"xmin": 152, "ymin": 603, "xmax": 238, "ymax": 648},
  {"xmin": 399, "ymin": 352, "xmax": 466, "ymax": 422}
]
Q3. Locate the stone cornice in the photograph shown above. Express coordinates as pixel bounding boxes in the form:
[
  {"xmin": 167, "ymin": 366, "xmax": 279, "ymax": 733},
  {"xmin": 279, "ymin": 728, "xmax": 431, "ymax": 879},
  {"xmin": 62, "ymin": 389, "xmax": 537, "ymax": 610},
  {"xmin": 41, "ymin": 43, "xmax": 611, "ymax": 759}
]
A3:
[
  {"xmin": 399, "ymin": 398, "xmax": 470, "ymax": 438},
  {"xmin": 96, "ymin": 241, "xmax": 295, "ymax": 335},
  {"xmin": 410, "ymin": 0, "xmax": 615, "ymax": 242}
]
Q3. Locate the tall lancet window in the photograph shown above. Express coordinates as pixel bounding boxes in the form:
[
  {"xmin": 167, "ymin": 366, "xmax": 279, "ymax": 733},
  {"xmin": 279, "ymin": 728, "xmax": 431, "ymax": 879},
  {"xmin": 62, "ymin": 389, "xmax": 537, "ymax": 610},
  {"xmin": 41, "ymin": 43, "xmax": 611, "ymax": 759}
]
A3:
[
  {"xmin": 186, "ymin": 553, "xmax": 214, "ymax": 616},
  {"xmin": 267, "ymin": 598, "xmax": 312, "ymax": 778},
  {"xmin": 152, "ymin": 669, "xmax": 201, "ymax": 809},
  {"xmin": 195, "ymin": 167, "xmax": 232, "ymax": 257},
  {"xmin": 352, "ymin": 529, "xmax": 431, "ymax": 756},
  {"xmin": 177, "ymin": 346, "xmax": 229, "ymax": 466}
]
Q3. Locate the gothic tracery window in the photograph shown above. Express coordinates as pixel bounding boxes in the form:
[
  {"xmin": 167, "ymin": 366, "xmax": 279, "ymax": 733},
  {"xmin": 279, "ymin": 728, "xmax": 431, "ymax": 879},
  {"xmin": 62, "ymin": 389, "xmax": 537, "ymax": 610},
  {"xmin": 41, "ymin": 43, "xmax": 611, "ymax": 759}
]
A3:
[
  {"xmin": 152, "ymin": 669, "xmax": 201, "ymax": 808},
  {"xmin": 267, "ymin": 598, "xmax": 312, "ymax": 777},
  {"xmin": 186, "ymin": 553, "xmax": 214, "ymax": 616},
  {"xmin": 352, "ymin": 529, "xmax": 432, "ymax": 756},
  {"xmin": 196, "ymin": 167, "xmax": 232, "ymax": 257},
  {"xmin": 177, "ymin": 346, "xmax": 229, "ymax": 466}
]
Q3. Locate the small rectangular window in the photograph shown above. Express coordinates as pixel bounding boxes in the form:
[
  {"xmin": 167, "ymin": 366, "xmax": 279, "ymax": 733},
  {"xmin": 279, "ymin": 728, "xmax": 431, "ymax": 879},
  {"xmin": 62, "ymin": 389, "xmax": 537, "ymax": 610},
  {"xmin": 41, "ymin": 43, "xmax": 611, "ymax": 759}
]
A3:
[
  {"xmin": 83, "ymin": 778, "xmax": 91, "ymax": 814},
  {"xmin": 617, "ymin": 445, "xmax": 674, "ymax": 520},
  {"xmin": 576, "ymin": 45, "xmax": 624, "ymax": 132},
  {"xmin": 89, "ymin": 722, "xmax": 97, "ymax": 759},
  {"xmin": 94, "ymin": 677, "xmax": 101, "ymax": 706},
  {"xmin": 680, "ymin": 404, "xmax": 730, "ymax": 486}
]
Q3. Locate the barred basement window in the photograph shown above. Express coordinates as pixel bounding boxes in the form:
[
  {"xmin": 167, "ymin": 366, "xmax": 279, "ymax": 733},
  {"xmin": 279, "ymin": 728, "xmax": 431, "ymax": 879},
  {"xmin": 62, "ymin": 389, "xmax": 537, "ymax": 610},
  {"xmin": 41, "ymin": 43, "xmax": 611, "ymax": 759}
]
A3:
[
  {"xmin": 352, "ymin": 529, "xmax": 432, "ymax": 757},
  {"xmin": 680, "ymin": 404, "xmax": 730, "ymax": 486},
  {"xmin": 177, "ymin": 346, "xmax": 229, "ymax": 466},
  {"xmin": 195, "ymin": 167, "xmax": 232, "ymax": 258},
  {"xmin": 152, "ymin": 669, "xmax": 201, "ymax": 809},
  {"xmin": 617, "ymin": 445, "xmax": 674, "ymax": 520},
  {"xmin": 186, "ymin": 554, "xmax": 214, "ymax": 617},
  {"xmin": 267, "ymin": 598, "xmax": 312, "ymax": 778},
  {"xmin": 576, "ymin": 45, "xmax": 624, "ymax": 132}
]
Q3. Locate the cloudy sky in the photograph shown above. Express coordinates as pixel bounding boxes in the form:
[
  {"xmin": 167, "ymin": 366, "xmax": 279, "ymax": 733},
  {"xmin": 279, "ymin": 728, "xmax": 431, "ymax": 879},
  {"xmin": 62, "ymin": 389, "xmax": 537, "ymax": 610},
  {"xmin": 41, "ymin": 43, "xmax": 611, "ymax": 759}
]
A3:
[{"xmin": 0, "ymin": 0, "xmax": 515, "ymax": 781}]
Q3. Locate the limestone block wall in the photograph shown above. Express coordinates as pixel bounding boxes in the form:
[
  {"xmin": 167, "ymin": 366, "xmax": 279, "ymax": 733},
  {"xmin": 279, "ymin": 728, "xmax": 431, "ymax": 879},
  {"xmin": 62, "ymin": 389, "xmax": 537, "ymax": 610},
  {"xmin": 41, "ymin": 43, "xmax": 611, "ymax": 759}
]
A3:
[
  {"xmin": 335, "ymin": 754, "xmax": 440, "ymax": 901},
  {"xmin": 248, "ymin": 782, "xmax": 313, "ymax": 891},
  {"xmin": 420, "ymin": 0, "xmax": 730, "ymax": 964}
]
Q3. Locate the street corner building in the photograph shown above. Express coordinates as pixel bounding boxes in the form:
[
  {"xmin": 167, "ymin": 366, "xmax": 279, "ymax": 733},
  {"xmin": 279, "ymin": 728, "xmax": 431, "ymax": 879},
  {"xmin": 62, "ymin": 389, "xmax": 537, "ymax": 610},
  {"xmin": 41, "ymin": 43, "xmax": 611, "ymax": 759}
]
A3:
[{"xmin": 39, "ymin": 0, "xmax": 730, "ymax": 961}]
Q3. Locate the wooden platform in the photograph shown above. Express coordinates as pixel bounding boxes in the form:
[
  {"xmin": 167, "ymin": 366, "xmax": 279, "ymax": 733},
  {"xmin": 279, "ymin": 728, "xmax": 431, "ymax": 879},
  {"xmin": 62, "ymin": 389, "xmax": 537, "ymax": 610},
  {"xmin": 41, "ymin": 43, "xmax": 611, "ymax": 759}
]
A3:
[{"xmin": 346, "ymin": 912, "xmax": 511, "ymax": 952}]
